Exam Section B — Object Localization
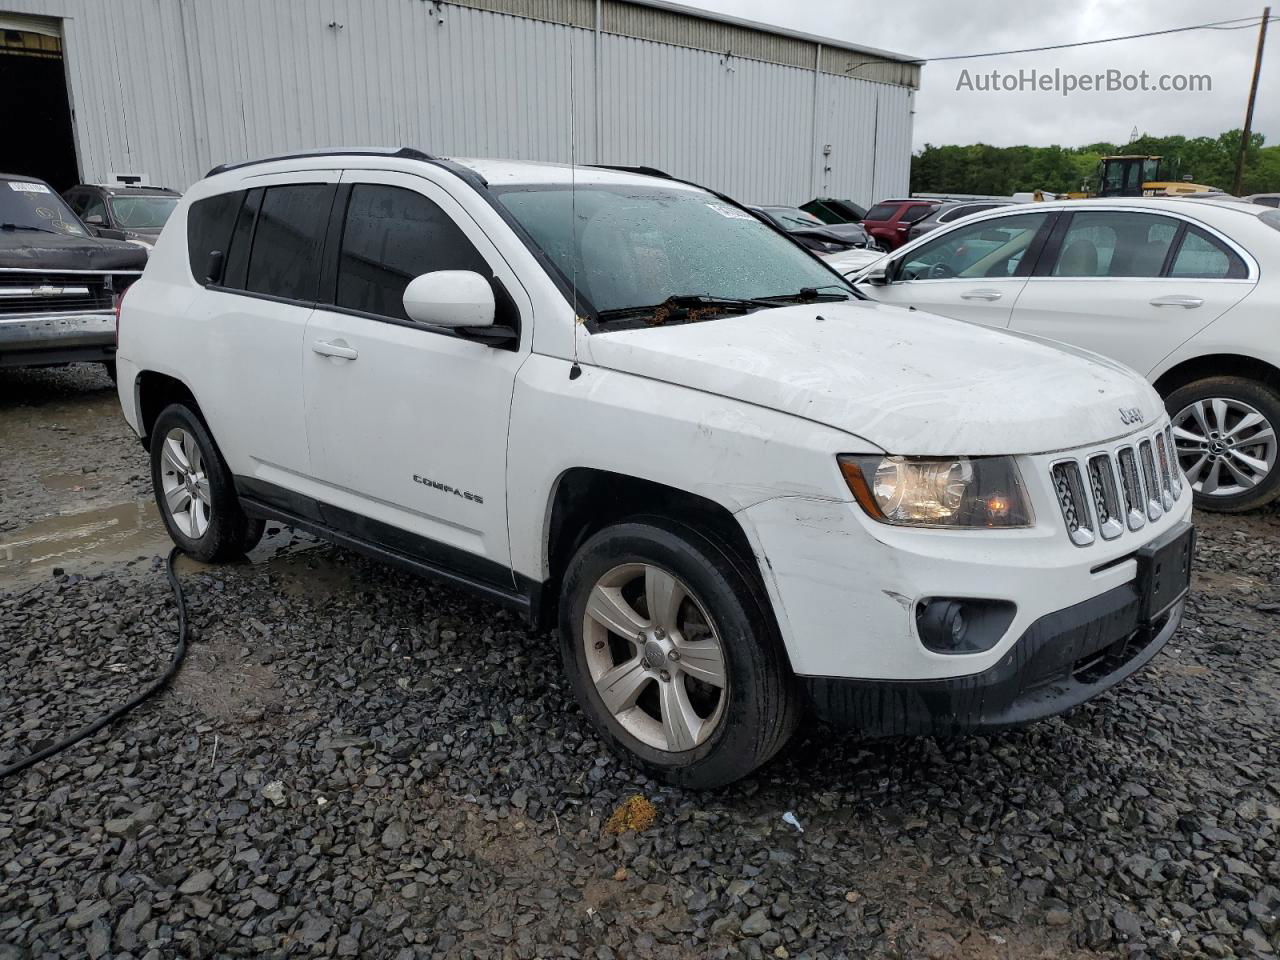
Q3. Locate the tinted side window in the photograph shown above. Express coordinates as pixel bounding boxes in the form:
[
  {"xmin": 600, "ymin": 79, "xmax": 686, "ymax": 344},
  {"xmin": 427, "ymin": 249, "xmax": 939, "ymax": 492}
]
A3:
[
  {"xmin": 902, "ymin": 204, "xmax": 935, "ymax": 224},
  {"xmin": 1052, "ymin": 212, "xmax": 1178, "ymax": 278},
  {"xmin": 245, "ymin": 184, "xmax": 334, "ymax": 301},
  {"xmin": 186, "ymin": 190, "xmax": 244, "ymax": 285},
  {"xmin": 335, "ymin": 184, "xmax": 489, "ymax": 321},
  {"xmin": 1169, "ymin": 227, "xmax": 1247, "ymax": 279},
  {"xmin": 864, "ymin": 203, "xmax": 898, "ymax": 221}
]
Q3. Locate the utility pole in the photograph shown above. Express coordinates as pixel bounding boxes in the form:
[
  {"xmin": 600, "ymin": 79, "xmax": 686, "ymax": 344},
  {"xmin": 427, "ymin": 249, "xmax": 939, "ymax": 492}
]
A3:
[{"xmin": 1233, "ymin": 7, "xmax": 1270, "ymax": 196}]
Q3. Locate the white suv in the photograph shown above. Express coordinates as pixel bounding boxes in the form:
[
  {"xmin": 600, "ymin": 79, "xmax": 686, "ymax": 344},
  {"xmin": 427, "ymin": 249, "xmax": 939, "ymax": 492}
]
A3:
[{"xmin": 117, "ymin": 149, "xmax": 1194, "ymax": 787}]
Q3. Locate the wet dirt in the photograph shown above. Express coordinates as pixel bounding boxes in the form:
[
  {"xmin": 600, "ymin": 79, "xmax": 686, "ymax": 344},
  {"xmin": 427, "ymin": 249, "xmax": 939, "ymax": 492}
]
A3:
[{"xmin": 0, "ymin": 364, "xmax": 313, "ymax": 587}]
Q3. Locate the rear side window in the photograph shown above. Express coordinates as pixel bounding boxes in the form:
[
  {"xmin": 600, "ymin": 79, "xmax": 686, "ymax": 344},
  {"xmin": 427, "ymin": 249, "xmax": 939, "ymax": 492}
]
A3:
[
  {"xmin": 1051, "ymin": 211, "xmax": 1178, "ymax": 278},
  {"xmin": 244, "ymin": 184, "xmax": 334, "ymax": 301},
  {"xmin": 186, "ymin": 190, "xmax": 243, "ymax": 284},
  {"xmin": 864, "ymin": 203, "xmax": 898, "ymax": 221},
  {"xmin": 902, "ymin": 204, "xmax": 936, "ymax": 224},
  {"xmin": 335, "ymin": 184, "xmax": 490, "ymax": 321},
  {"xmin": 1169, "ymin": 227, "xmax": 1247, "ymax": 279}
]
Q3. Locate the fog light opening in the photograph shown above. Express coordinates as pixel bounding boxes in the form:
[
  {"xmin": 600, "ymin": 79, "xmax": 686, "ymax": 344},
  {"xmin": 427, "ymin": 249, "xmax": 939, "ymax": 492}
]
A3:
[{"xmin": 916, "ymin": 598, "xmax": 1016, "ymax": 655}]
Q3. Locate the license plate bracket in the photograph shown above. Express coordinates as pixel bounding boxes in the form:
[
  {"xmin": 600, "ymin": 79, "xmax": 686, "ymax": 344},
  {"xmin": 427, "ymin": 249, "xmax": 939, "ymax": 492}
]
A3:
[{"xmin": 1135, "ymin": 522, "xmax": 1195, "ymax": 623}]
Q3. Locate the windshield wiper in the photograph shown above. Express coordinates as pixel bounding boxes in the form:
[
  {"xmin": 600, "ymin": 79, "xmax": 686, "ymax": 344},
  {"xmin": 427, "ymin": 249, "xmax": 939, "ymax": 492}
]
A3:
[
  {"xmin": 757, "ymin": 284, "xmax": 855, "ymax": 304},
  {"xmin": 597, "ymin": 293, "xmax": 777, "ymax": 324},
  {"xmin": 0, "ymin": 223, "xmax": 60, "ymax": 234}
]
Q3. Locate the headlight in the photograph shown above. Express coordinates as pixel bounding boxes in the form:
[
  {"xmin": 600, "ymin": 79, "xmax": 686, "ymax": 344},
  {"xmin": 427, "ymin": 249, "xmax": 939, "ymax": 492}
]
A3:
[{"xmin": 838, "ymin": 455, "xmax": 1033, "ymax": 528}]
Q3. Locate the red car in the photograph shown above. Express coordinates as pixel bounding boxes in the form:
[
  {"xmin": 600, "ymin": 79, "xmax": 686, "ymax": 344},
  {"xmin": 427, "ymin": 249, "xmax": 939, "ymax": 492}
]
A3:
[{"xmin": 860, "ymin": 198, "xmax": 940, "ymax": 250}]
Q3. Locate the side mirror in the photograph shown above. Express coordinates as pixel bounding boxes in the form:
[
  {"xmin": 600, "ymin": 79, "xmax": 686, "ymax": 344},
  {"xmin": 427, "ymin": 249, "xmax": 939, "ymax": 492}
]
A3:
[
  {"xmin": 856, "ymin": 261, "xmax": 890, "ymax": 285},
  {"xmin": 84, "ymin": 214, "xmax": 105, "ymax": 226},
  {"xmin": 96, "ymin": 227, "xmax": 128, "ymax": 241},
  {"xmin": 403, "ymin": 270, "xmax": 495, "ymax": 329}
]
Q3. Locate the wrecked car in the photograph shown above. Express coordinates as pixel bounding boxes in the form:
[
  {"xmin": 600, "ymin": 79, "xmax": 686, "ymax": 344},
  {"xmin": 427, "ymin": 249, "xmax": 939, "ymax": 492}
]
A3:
[
  {"xmin": 116, "ymin": 150, "xmax": 1194, "ymax": 787},
  {"xmin": 1, "ymin": 173, "xmax": 146, "ymax": 377}
]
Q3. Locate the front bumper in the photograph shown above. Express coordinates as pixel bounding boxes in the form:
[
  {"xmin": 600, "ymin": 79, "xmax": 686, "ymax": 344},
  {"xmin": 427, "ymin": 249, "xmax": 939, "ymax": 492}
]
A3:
[
  {"xmin": 0, "ymin": 311, "xmax": 115, "ymax": 366},
  {"xmin": 802, "ymin": 582, "xmax": 1185, "ymax": 736}
]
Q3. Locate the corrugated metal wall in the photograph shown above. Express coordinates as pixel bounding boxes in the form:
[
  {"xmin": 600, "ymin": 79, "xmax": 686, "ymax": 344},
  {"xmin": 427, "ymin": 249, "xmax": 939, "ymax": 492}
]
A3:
[{"xmin": 9, "ymin": 0, "xmax": 913, "ymax": 205}]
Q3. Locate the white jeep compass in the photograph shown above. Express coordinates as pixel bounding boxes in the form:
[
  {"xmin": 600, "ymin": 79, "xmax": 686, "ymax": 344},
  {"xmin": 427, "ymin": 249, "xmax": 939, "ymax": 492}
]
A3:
[{"xmin": 116, "ymin": 149, "xmax": 1194, "ymax": 788}]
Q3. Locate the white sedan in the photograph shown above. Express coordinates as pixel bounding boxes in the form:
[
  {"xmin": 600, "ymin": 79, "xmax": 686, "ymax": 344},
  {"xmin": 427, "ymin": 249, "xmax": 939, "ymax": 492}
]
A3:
[{"xmin": 852, "ymin": 196, "xmax": 1280, "ymax": 512}]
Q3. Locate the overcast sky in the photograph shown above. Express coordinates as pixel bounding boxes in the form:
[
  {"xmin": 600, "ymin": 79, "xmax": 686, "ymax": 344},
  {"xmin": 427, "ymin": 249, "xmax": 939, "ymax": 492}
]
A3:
[{"xmin": 692, "ymin": 0, "xmax": 1277, "ymax": 151}]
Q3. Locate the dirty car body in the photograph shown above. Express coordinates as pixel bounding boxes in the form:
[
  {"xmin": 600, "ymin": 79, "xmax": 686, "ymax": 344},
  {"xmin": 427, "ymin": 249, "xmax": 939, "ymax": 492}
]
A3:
[
  {"xmin": 0, "ymin": 174, "xmax": 146, "ymax": 370},
  {"xmin": 115, "ymin": 152, "xmax": 1193, "ymax": 786}
]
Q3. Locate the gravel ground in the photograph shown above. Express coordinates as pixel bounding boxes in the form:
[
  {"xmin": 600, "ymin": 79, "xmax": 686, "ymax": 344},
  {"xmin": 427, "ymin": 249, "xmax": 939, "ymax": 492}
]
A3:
[{"xmin": 1, "ymin": 367, "xmax": 1278, "ymax": 959}]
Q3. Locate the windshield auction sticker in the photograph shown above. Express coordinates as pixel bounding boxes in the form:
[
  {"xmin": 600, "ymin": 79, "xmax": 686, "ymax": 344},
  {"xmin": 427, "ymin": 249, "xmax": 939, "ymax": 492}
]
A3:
[
  {"xmin": 705, "ymin": 201, "xmax": 755, "ymax": 220},
  {"xmin": 8, "ymin": 181, "xmax": 51, "ymax": 193}
]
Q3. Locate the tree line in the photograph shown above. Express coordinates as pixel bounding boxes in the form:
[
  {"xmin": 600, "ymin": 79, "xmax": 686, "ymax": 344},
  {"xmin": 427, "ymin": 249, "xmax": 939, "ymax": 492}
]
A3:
[{"xmin": 910, "ymin": 130, "xmax": 1280, "ymax": 197}]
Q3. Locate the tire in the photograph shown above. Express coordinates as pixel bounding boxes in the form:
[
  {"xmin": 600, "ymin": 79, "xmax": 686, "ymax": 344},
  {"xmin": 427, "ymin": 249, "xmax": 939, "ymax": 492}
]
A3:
[
  {"xmin": 149, "ymin": 403, "xmax": 264, "ymax": 562},
  {"xmin": 1165, "ymin": 376, "xmax": 1280, "ymax": 513},
  {"xmin": 558, "ymin": 517, "xmax": 798, "ymax": 788}
]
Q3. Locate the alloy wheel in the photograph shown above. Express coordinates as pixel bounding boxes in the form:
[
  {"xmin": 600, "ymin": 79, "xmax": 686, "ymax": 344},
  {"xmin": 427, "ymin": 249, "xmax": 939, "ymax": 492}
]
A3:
[
  {"xmin": 582, "ymin": 562, "xmax": 727, "ymax": 753},
  {"xmin": 1172, "ymin": 397, "xmax": 1277, "ymax": 497},
  {"xmin": 159, "ymin": 427, "xmax": 212, "ymax": 538}
]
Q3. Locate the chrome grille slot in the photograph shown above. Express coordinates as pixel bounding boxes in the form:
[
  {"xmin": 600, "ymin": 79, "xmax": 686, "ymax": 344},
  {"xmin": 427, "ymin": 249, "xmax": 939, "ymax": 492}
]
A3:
[
  {"xmin": 1153, "ymin": 432, "xmax": 1175, "ymax": 510},
  {"xmin": 1086, "ymin": 454, "xmax": 1123, "ymax": 540},
  {"xmin": 1116, "ymin": 447, "xmax": 1146, "ymax": 531},
  {"xmin": 1164, "ymin": 425, "xmax": 1184, "ymax": 497},
  {"xmin": 1138, "ymin": 440, "xmax": 1163, "ymax": 521},
  {"xmin": 1051, "ymin": 461, "xmax": 1095, "ymax": 546}
]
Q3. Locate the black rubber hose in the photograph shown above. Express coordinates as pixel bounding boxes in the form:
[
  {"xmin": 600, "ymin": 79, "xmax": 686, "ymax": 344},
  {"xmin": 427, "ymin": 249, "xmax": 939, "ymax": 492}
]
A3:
[{"xmin": 0, "ymin": 546, "xmax": 188, "ymax": 781}]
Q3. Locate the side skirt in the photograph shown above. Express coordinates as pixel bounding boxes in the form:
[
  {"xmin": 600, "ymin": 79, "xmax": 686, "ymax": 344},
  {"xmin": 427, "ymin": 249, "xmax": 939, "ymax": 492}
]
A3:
[{"xmin": 235, "ymin": 480, "xmax": 543, "ymax": 623}]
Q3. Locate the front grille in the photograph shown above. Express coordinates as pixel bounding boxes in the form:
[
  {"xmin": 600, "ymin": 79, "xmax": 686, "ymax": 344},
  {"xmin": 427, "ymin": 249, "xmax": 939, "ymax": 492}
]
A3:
[
  {"xmin": 1138, "ymin": 440, "xmax": 1162, "ymax": 520},
  {"xmin": 1117, "ymin": 447, "xmax": 1145, "ymax": 530},
  {"xmin": 1163, "ymin": 425, "xmax": 1184, "ymax": 497},
  {"xmin": 1086, "ymin": 454, "xmax": 1123, "ymax": 540},
  {"xmin": 1052, "ymin": 424, "xmax": 1181, "ymax": 546},
  {"xmin": 0, "ymin": 271, "xmax": 135, "ymax": 316},
  {"xmin": 1051, "ymin": 461, "xmax": 1095, "ymax": 546},
  {"xmin": 1153, "ymin": 432, "xmax": 1176, "ymax": 510}
]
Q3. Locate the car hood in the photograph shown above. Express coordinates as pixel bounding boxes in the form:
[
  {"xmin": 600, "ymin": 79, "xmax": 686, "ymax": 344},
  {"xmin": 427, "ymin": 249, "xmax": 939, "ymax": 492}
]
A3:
[
  {"xmin": 0, "ymin": 229, "xmax": 149, "ymax": 270},
  {"xmin": 585, "ymin": 300, "xmax": 1163, "ymax": 455},
  {"xmin": 822, "ymin": 248, "xmax": 885, "ymax": 274}
]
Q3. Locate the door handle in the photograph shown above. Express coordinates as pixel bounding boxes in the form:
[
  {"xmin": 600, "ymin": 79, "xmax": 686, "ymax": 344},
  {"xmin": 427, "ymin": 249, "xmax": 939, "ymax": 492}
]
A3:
[
  {"xmin": 1149, "ymin": 295, "xmax": 1204, "ymax": 308},
  {"xmin": 960, "ymin": 289, "xmax": 1002, "ymax": 301},
  {"xmin": 312, "ymin": 339, "xmax": 358, "ymax": 360}
]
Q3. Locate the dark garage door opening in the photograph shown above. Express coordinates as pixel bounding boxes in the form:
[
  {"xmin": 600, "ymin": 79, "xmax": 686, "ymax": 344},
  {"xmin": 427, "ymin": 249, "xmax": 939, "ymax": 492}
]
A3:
[{"xmin": 0, "ymin": 26, "xmax": 78, "ymax": 191}]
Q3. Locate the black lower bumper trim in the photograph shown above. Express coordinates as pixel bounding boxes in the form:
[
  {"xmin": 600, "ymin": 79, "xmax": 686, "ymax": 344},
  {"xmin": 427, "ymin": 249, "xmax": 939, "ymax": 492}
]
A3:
[{"xmin": 801, "ymin": 580, "xmax": 1185, "ymax": 737}]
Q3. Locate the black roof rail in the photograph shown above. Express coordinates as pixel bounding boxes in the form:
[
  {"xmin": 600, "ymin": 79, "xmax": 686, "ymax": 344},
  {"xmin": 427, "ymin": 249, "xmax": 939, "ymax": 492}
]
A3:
[
  {"xmin": 589, "ymin": 164, "xmax": 673, "ymax": 180},
  {"xmin": 205, "ymin": 147, "xmax": 434, "ymax": 178}
]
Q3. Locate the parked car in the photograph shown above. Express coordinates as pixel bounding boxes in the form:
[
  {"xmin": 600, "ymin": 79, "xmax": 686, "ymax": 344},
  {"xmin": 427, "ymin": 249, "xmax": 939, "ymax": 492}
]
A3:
[
  {"xmin": 860, "ymin": 198, "xmax": 941, "ymax": 250},
  {"xmin": 852, "ymin": 196, "xmax": 1280, "ymax": 512},
  {"xmin": 908, "ymin": 200, "xmax": 1012, "ymax": 242},
  {"xmin": 63, "ymin": 182, "xmax": 180, "ymax": 249},
  {"xmin": 1243, "ymin": 193, "xmax": 1280, "ymax": 209},
  {"xmin": 800, "ymin": 197, "xmax": 867, "ymax": 223},
  {"xmin": 117, "ymin": 149, "xmax": 1192, "ymax": 787},
  {"xmin": 749, "ymin": 206, "xmax": 882, "ymax": 267},
  {"xmin": 0, "ymin": 173, "xmax": 146, "ymax": 376}
]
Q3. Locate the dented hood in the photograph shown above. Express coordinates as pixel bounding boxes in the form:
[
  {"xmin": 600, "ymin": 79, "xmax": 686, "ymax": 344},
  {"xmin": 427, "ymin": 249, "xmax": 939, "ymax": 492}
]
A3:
[
  {"xmin": 585, "ymin": 300, "xmax": 1163, "ymax": 455},
  {"xmin": 0, "ymin": 229, "xmax": 148, "ymax": 271}
]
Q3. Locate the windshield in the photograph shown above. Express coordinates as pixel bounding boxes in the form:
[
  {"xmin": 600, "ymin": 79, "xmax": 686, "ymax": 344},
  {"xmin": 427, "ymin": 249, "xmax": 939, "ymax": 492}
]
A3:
[
  {"xmin": 495, "ymin": 184, "xmax": 847, "ymax": 316},
  {"xmin": 0, "ymin": 180, "xmax": 88, "ymax": 237},
  {"xmin": 109, "ymin": 194, "xmax": 178, "ymax": 229}
]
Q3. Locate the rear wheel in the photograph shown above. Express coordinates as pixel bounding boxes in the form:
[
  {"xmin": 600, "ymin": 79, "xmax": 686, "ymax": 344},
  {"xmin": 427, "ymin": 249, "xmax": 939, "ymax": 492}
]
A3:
[
  {"xmin": 559, "ymin": 518, "xmax": 798, "ymax": 788},
  {"xmin": 1166, "ymin": 376, "xmax": 1280, "ymax": 512},
  {"xmin": 149, "ymin": 403, "xmax": 264, "ymax": 561}
]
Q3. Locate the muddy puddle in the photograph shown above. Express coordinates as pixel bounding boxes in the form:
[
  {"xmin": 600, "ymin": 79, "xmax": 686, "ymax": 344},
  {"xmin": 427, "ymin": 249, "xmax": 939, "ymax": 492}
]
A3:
[{"xmin": 0, "ymin": 497, "xmax": 322, "ymax": 589}]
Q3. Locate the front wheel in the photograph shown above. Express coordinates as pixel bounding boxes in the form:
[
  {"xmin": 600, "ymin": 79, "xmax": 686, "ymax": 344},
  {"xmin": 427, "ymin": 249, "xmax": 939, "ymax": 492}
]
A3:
[
  {"xmin": 558, "ymin": 518, "xmax": 798, "ymax": 788},
  {"xmin": 1166, "ymin": 376, "xmax": 1280, "ymax": 512},
  {"xmin": 149, "ymin": 403, "xmax": 264, "ymax": 561}
]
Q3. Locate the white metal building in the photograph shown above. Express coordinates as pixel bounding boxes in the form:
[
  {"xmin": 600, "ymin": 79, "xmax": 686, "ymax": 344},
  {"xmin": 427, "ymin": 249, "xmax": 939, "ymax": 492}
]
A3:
[{"xmin": 0, "ymin": 0, "xmax": 919, "ymax": 205}]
